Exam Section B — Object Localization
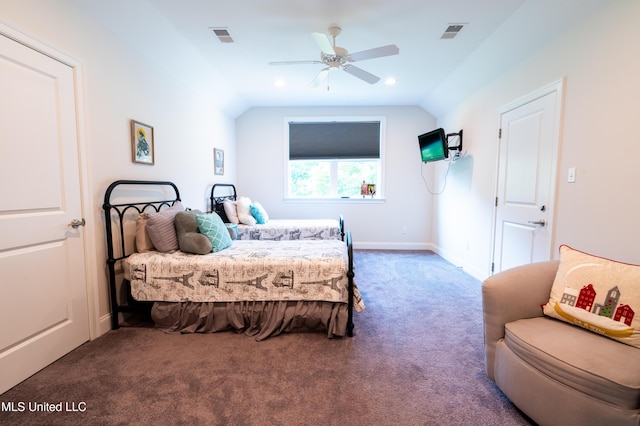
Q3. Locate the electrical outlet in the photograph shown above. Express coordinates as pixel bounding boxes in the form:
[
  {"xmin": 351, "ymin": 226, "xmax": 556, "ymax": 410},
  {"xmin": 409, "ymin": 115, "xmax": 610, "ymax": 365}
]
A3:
[{"xmin": 402, "ymin": 226, "xmax": 407, "ymax": 235}]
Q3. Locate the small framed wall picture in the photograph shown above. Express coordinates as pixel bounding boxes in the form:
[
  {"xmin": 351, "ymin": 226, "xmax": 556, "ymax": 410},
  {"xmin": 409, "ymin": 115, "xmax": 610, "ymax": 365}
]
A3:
[
  {"xmin": 131, "ymin": 120, "xmax": 154, "ymax": 165},
  {"xmin": 214, "ymin": 148, "xmax": 224, "ymax": 175}
]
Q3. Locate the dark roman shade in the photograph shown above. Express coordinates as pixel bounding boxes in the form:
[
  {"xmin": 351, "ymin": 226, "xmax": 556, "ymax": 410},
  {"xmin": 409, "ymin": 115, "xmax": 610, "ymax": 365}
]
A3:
[{"xmin": 289, "ymin": 121, "xmax": 381, "ymax": 160}]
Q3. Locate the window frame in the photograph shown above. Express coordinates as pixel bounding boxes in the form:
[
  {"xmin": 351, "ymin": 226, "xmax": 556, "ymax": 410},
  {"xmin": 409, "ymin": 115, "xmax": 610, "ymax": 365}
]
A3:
[{"xmin": 284, "ymin": 116, "xmax": 386, "ymax": 201}]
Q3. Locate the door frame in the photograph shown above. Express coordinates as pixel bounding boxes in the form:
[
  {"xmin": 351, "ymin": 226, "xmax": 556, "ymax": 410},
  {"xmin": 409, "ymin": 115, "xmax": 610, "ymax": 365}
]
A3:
[
  {"xmin": 1, "ymin": 22, "xmax": 101, "ymax": 339},
  {"xmin": 490, "ymin": 78, "xmax": 565, "ymax": 275}
]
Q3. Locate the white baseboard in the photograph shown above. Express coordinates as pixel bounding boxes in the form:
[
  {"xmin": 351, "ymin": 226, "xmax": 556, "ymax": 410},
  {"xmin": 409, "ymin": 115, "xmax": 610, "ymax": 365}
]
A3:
[
  {"xmin": 430, "ymin": 244, "xmax": 489, "ymax": 282},
  {"xmin": 95, "ymin": 313, "xmax": 113, "ymax": 339},
  {"xmin": 352, "ymin": 241, "xmax": 489, "ymax": 281},
  {"xmin": 353, "ymin": 242, "xmax": 434, "ymax": 251}
]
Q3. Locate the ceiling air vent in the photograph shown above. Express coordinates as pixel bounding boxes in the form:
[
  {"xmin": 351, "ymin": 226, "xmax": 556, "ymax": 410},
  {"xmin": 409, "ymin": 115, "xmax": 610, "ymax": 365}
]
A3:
[
  {"xmin": 441, "ymin": 24, "xmax": 465, "ymax": 39},
  {"xmin": 210, "ymin": 27, "xmax": 234, "ymax": 43}
]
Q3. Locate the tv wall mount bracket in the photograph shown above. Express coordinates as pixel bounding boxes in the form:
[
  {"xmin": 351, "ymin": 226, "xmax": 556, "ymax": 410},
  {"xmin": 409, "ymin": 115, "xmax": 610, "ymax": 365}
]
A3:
[{"xmin": 446, "ymin": 129, "xmax": 463, "ymax": 155}]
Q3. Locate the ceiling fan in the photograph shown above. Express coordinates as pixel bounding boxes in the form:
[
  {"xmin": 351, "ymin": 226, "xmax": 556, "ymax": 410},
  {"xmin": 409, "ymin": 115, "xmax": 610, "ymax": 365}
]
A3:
[{"xmin": 268, "ymin": 26, "xmax": 399, "ymax": 88}]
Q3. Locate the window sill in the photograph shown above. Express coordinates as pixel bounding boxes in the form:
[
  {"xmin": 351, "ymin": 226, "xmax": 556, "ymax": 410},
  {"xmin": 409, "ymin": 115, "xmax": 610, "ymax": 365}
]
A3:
[{"xmin": 284, "ymin": 197, "xmax": 386, "ymax": 204}]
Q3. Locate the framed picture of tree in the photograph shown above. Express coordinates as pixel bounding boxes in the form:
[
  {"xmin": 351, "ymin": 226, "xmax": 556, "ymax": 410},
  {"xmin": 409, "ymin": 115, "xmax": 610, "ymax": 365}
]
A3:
[{"xmin": 131, "ymin": 120, "xmax": 154, "ymax": 165}]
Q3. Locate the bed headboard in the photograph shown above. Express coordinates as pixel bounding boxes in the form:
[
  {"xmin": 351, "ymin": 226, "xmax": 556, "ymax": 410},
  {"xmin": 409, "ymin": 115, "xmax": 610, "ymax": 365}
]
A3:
[
  {"xmin": 209, "ymin": 183, "xmax": 236, "ymax": 222},
  {"xmin": 103, "ymin": 180, "xmax": 181, "ymax": 330}
]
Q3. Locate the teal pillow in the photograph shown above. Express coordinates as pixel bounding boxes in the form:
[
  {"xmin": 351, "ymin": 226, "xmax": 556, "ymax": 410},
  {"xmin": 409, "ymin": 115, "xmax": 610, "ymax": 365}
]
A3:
[
  {"xmin": 195, "ymin": 213, "xmax": 232, "ymax": 252},
  {"xmin": 249, "ymin": 201, "xmax": 269, "ymax": 224}
]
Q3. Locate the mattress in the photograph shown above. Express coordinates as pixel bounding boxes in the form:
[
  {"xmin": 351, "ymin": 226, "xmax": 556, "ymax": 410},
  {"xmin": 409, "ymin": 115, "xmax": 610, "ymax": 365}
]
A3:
[
  {"xmin": 235, "ymin": 219, "xmax": 340, "ymax": 240},
  {"xmin": 125, "ymin": 239, "xmax": 364, "ymax": 312}
]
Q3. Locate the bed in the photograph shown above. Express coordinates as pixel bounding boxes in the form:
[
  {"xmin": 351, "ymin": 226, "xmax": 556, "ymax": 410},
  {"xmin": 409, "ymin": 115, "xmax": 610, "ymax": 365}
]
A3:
[
  {"xmin": 209, "ymin": 183, "xmax": 344, "ymax": 241},
  {"xmin": 103, "ymin": 180, "xmax": 363, "ymax": 341}
]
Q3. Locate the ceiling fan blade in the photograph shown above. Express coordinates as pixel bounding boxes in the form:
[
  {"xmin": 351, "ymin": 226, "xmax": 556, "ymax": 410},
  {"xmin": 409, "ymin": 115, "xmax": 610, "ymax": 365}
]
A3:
[
  {"xmin": 309, "ymin": 68, "xmax": 329, "ymax": 87},
  {"xmin": 311, "ymin": 32, "xmax": 335, "ymax": 55},
  {"xmin": 347, "ymin": 44, "xmax": 399, "ymax": 62},
  {"xmin": 342, "ymin": 65, "xmax": 380, "ymax": 84},
  {"xmin": 268, "ymin": 60, "xmax": 322, "ymax": 65}
]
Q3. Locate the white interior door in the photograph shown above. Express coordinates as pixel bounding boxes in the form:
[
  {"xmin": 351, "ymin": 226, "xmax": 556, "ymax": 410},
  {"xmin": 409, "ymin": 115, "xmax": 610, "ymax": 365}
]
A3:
[
  {"xmin": 0, "ymin": 32, "xmax": 90, "ymax": 394},
  {"xmin": 492, "ymin": 81, "xmax": 563, "ymax": 273}
]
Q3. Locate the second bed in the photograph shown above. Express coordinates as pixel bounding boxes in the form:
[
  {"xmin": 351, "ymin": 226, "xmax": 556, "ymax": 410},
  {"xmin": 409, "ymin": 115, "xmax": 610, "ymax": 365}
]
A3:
[{"xmin": 210, "ymin": 183, "xmax": 344, "ymax": 241}]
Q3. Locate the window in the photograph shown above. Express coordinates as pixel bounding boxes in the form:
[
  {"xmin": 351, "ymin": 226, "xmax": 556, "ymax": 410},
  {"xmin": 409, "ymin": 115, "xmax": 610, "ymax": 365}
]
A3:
[{"xmin": 286, "ymin": 118, "xmax": 384, "ymax": 199}]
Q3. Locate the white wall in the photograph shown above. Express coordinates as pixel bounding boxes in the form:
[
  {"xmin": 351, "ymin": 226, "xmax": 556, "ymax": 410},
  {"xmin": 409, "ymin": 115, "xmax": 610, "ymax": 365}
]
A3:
[
  {"xmin": 236, "ymin": 106, "xmax": 436, "ymax": 248},
  {"xmin": 4, "ymin": 0, "xmax": 636, "ymax": 333},
  {"xmin": 432, "ymin": 1, "xmax": 640, "ymax": 279},
  {"xmin": 0, "ymin": 0, "xmax": 237, "ymax": 334}
]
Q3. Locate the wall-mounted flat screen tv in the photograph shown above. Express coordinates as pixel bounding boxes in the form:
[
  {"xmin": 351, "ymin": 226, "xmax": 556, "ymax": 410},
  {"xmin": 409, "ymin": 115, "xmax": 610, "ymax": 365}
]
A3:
[{"xmin": 418, "ymin": 128, "xmax": 448, "ymax": 162}]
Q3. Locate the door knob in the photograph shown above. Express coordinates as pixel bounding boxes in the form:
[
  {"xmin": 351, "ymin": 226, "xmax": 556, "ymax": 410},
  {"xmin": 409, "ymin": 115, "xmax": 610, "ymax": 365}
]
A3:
[
  {"xmin": 69, "ymin": 218, "xmax": 86, "ymax": 228},
  {"xmin": 528, "ymin": 219, "xmax": 546, "ymax": 227}
]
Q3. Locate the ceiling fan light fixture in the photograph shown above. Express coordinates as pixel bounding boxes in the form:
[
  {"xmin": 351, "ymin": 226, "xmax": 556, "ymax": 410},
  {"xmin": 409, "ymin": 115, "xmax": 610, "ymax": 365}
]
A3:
[{"xmin": 269, "ymin": 26, "xmax": 399, "ymax": 88}]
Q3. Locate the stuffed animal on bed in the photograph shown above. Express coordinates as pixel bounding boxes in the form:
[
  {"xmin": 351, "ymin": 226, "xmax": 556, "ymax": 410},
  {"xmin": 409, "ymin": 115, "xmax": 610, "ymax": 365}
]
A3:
[
  {"xmin": 174, "ymin": 210, "xmax": 213, "ymax": 255},
  {"xmin": 236, "ymin": 197, "xmax": 257, "ymax": 226}
]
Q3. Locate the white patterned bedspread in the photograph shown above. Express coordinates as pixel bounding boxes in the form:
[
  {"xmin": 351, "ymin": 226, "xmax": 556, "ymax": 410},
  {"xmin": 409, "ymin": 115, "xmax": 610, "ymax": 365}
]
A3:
[
  {"xmin": 236, "ymin": 219, "xmax": 340, "ymax": 240},
  {"xmin": 126, "ymin": 239, "xmax": 364, "ymax": 312}
]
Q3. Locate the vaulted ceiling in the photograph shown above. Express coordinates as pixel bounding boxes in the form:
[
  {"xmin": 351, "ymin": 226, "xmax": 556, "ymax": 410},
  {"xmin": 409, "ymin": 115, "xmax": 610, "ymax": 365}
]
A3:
[{"xmin": 74, "ymin": 0, "xmax": 609, "ymax": 117}]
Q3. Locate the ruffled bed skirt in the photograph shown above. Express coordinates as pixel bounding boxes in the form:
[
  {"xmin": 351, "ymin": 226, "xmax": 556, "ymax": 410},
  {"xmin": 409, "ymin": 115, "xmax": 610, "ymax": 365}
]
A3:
[{"xmin": 151, "ymin": 301, "xmax": 349, "ymax": 341}]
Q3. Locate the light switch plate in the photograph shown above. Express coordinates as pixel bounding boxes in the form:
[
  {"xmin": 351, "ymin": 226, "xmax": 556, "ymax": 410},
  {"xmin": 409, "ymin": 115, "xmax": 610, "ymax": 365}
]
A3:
[{"xmin": 568, "ymin": 167, "xmax": 576, "ymax": 183}]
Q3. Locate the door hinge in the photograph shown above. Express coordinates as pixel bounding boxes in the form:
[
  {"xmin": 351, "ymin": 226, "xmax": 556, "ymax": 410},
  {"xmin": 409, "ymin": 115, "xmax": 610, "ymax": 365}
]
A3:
[
  {"xmin": 495, "ymin": 196, "xmax": 498, "ymax": 207},
  {"xmin": 491, "ymin": 262, "xmax": 495, "ymax": 273},
  {"xmin": 498, "ymin": 128, "xmax": 502, "ymax": 138}
]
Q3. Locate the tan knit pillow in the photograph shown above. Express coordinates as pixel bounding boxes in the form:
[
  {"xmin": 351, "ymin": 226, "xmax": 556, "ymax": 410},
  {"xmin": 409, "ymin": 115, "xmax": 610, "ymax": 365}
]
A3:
[{"xmin": 135, "ymin": 212, "xmax": 155, "ymax": 253}]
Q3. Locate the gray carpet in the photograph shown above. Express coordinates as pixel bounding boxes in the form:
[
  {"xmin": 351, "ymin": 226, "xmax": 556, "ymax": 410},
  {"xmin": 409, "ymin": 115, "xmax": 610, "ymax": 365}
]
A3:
[{"xmin": 0, "ymin": 250, "xmax": 533, "ymax": 425}]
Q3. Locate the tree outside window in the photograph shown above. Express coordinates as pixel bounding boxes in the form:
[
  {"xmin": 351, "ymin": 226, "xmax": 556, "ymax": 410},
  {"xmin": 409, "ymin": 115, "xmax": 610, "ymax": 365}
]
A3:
[{"xmin": 287, "ymin": 119, "xmax": 383, "ymax": 199}]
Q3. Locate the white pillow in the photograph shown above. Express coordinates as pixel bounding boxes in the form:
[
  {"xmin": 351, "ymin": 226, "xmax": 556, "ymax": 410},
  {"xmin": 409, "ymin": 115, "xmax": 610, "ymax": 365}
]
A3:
[
  {"xmin": 543, "ymin": 245, "xmax": 640, "ymax": 349},
  {"xmin": 236, "ymin": 196, "xmax": 257, "ymax": 225},
  {"xmin": 223, "ymin": 200, "xmax": 239, "ymax": 224}
]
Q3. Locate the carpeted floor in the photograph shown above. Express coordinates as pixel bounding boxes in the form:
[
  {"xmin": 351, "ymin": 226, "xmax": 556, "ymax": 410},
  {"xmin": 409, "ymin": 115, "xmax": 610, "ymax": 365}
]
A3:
[{"xmin": 0, "ymin": 250, "xmax": 533, "ymax": 425}]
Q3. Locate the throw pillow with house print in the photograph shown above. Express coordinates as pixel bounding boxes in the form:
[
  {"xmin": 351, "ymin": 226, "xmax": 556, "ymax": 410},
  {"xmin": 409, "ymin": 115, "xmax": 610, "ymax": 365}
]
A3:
[{"xmin": 543, "ymin": 245, "xmax": 640, "ymax": 349}]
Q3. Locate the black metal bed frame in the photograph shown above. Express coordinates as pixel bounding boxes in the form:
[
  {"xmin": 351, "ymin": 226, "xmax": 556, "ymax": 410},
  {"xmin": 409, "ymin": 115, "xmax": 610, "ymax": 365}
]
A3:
[
  {"xmin": 209, "ymin": 183, "xmax": 345, "ymax": 241},
  {"xmin": 103, "ymin": 179, "xmax": 355, "ymax": 336},
  {"xmin": 103, "ymin": 180, "xmax": 181, "ymax": 330}
]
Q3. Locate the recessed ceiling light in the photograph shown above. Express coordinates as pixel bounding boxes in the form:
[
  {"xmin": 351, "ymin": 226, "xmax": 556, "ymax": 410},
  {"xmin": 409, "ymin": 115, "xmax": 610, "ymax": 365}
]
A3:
[
  {"xmin": 275, "ymin": 79, "xmax": 285, "ymax": 87},
  {"xmin": 385, "ymin": 77, "xmax": 397, "ymax": 86}
]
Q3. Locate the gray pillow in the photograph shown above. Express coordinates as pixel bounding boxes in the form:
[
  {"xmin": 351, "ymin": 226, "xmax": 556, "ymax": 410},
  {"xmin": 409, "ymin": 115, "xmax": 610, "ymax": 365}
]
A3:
[
  {"xmin": 146, "ymin": 202, "xmax": 183, "ymax": 252},
  {"xmin": 175, "ymin": 210, "xmax": 212, "ymax": 254}
]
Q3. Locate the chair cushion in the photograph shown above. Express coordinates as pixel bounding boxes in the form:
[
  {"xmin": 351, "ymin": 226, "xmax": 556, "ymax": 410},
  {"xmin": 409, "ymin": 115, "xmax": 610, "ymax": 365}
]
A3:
[{"xmin": 504, "ymin": 316, "xmax": 640, "ymax": 409}]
